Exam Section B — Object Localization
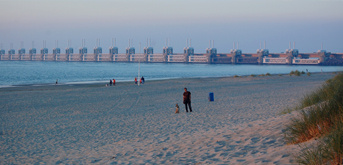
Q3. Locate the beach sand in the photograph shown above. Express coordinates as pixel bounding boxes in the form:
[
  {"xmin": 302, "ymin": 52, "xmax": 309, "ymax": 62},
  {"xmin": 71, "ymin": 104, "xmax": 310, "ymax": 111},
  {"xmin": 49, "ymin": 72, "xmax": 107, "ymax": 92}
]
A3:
[{"xmin": 0, "ymin": 72, "xmax": 337, "ymax": 164}]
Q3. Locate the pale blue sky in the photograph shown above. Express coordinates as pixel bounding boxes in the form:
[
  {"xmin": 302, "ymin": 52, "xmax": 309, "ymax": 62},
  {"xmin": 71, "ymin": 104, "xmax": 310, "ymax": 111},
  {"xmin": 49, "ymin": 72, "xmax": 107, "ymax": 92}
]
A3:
[{"xmin": 1, "ymin": 0, "xmax": 342, "ymax": 53}]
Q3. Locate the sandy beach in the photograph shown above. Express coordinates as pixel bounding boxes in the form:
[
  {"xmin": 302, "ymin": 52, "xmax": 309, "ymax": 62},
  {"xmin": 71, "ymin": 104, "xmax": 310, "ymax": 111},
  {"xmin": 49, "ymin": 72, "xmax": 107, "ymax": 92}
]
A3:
[{"xmin": 0, "ymin": 72, "xmax": 337, "ymax": 164}]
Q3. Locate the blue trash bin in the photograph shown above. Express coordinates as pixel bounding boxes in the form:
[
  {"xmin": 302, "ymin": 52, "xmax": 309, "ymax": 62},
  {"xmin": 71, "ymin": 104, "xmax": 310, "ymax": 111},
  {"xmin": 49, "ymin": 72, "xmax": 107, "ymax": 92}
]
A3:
[{"xmin": 209, "ymin": 92, "xmax": 214, "ymax": 102}]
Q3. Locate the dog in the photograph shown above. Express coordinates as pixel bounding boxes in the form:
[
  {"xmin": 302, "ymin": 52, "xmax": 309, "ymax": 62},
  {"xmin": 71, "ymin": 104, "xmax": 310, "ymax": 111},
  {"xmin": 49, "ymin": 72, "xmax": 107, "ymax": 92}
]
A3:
[{"xmin": 175, "ymin": 103, "xmax": 179, "ymax": 114}]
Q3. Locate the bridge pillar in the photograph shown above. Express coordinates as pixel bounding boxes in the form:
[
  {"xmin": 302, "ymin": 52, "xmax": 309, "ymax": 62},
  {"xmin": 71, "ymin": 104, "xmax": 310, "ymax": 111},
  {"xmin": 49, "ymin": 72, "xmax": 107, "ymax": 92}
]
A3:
[
  {"xmin": 53, "ymin": 48, "xmax": 60, "ymax": 61},
  {"xmin": 18, "ymin": 48, "xmax": 25, "ymax": 60},
  {"xmin": 317, "ymin": 50, "xmax": 329, "ymax": 64},
  {"xmin": 109, "ymin": 46, "xmax": 118, "ymax": 61},
  {"xmin": 29, "ymin": 48, "xmax": 36, "ymax": 60},
  {"xmin": 184, "ymin": 47, "xmax": 194, "ymax": 62},
  {"xmin": 163, "ymin": 47, "xmax": 173, "ymax": 62},
  {"xmin": 257, "ymin": 49, "xmax": 269, "ymax": 64},
  {"xmin": 285, "ymin": 49, "xmax": 298, "ymax": 64},
  {"xmin": 94, "ymin": 47, "xmax": 102, "ymax": 61},
  {"xmin": 231, "ymin": 49, "xmax": 242, "ymax": 64},
  {"xmin": 79, "ymin": 47, "xmax": 87, "ymax": 61},
  {"xmin": 66, "ymin": 48, "xmax": 73, "ymax": 61},
  {"xmin": 126, "ymin": 47, "xmax": 135, "ymax": 62},
  {"xmin": 40, "ymin": 48, "xmax": 48, "ymax": 61},
  {"xmin": 8, "ymin": 49, "xmax": 15, "ymax": 60},
  {"xmin": 0, "ymin": 49, "xmax": 5, "ymax": 60},
  {"xmin": 206, "ymin": 48, "xmax": 217, "ymax": 64},
  {"xmin": 144, "ymin": 47, "xmax": 153, "ymax": 62}
]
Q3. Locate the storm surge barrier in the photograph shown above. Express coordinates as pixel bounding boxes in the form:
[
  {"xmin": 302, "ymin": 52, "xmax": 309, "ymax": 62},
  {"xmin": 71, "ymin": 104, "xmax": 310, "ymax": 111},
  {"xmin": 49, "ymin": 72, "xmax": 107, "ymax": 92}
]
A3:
[{"xmin": 0, "ymin": 41, "xmax": 342, "ymax": 65}]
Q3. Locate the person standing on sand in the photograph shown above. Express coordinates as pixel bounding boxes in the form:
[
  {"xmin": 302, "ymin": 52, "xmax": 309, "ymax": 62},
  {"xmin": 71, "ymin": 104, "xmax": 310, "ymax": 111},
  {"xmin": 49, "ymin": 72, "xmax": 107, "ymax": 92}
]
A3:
[
  {"xmin": 134, "ymin": 77, "xmax": 137, "ymax": 84},
  {"xmin": 113, "ymin": 79, "xmax": 115, "ymax": 86},
  {"xmin": 183, "ymin": 88, "xmax": 192, "ymax": 112},
  {"xmin": 110, "ymin": 79, "xmax": 113, "ymax": 86}
]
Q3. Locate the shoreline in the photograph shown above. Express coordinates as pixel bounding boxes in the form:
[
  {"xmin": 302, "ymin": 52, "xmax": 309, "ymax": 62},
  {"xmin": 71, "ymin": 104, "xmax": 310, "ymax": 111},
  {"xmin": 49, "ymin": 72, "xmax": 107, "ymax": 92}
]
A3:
[{"xmin": 0, "ymin": 71, "xmax": 339, "ymax": 91}]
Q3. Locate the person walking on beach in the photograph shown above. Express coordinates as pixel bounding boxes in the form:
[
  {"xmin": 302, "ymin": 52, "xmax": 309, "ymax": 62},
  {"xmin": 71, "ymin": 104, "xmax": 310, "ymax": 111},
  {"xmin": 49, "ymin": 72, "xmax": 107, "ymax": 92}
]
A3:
[
  {"xmin": 183, "ymin": 88, "xmax": 192, "ymax": 112},
  {"xmin": 113, "ymin": 79, "xmax": 116, "ymax": 86},
  {"xmin": 141, "ymin": 76, "xmax": 145, "ymax": 84},
  {"xmin": 134, "ymin": 77, "xmax": 138, "ymax": 84},
  {"xmin": 110, "ymin": 79, "xmax": 113, "ymax": 86}
]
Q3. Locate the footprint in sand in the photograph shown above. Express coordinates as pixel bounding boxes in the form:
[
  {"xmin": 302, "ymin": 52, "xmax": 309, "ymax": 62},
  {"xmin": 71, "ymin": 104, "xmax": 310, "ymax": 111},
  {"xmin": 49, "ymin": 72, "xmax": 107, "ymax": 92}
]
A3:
[
  {"xmin": 201, "ymin": 153, "xmax": 216, "ymax": 161},
  {"xmin": 165, "ymin": 151, "xmax": 178, "ymax": 157},
  {"xmin": 155, "ymin": 152, "xmax": 164, "ymax": 158},
  {"xmin": 216, "ymin": 140, "xmax": 226, "ymax": 147},
  {"xmin": 250, "ymin": 150, "xmax": 259, "ymax": 155},
  {"xmin": 250, "ymin": 137, "xmax": 260, "ymax": 144},
  {"xmin": 263, "ymin": 139, "xmax": 276, "ymax": 145},
  {"xmin": 220, "ymin": 153, "xmax": 229, "ymax": 157},
  {"xmin": 231, "ymin": 151, "xmax": 248, "ymax": 157},
  {"xmin": 236, "ymin": 159, "xmax": 246, "ymax": 162}
]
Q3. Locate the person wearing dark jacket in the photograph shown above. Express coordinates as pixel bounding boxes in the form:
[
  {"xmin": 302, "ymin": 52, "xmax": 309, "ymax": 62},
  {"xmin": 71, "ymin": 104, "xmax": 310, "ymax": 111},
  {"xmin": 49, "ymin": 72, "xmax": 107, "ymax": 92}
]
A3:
[{"xmin": 183, "ymin": 88, "xmax": 192, "ymax": 112}]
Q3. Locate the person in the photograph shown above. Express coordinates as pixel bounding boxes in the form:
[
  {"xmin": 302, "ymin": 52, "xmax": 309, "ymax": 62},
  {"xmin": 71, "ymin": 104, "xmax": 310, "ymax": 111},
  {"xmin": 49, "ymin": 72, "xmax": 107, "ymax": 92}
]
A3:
[
  {"xmin": 183, "ymin": 88, "xmax": 192, "ymax": 112},
  {"xmin": 55, "ymin": 79, "xmax": 58, "ymax": 85},
  {"xmin": 140, "ymin": 78, "xmax": 143, "ymax": 84},
  {"xmin": 113, "ymin": 79, "xmax": 116, "ymax": 86},
  {"xmin": 141, "ymin": 76, "xmax": 145, "ymax": 84},
  {"xmin": 110, "ymin": 79, "xmax": 113, "ymax": 86},
  {"xmin": 134, "ymin": 77, "xmax": 137, "ymax": 84}
]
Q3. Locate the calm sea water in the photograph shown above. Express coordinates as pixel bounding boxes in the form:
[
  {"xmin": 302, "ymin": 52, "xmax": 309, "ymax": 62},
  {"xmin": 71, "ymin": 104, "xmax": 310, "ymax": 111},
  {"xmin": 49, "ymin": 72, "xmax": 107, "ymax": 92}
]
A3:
[{"xmin": 0, "ymin": 61, "xmax": 342, "ymax": 87}]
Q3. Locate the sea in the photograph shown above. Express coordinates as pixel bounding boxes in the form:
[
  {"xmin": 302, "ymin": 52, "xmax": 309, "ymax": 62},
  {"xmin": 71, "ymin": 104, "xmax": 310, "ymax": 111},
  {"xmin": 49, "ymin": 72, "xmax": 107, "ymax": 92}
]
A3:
[{"xmin": 0, "ymin": 61, "xmax": 342, "ymax": 87}]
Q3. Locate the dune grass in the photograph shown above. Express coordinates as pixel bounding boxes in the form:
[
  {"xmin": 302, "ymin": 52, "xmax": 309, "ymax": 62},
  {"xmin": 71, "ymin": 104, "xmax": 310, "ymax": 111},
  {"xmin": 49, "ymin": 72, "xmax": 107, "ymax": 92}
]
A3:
[
  {"xmin": 296, "ymin": 143, "xmax": 329, "ymax": 165},
  {"xmin": 284, "ymin": 73, "xmax": 343, "ymax": 164},
  {"xmin": 289, "ymin": 70, "xmax": 308, "ymax": 76},
  {"xmin": 295, "ymin": 122, "xmax": 343, "ymax": 165}
]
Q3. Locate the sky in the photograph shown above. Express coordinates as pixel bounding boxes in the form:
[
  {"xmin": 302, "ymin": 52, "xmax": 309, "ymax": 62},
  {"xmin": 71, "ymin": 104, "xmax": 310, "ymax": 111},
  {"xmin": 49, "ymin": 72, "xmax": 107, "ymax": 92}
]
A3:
[{"xmin": 1, "ymin": 0, "xmax": 343, "ymax": 54}]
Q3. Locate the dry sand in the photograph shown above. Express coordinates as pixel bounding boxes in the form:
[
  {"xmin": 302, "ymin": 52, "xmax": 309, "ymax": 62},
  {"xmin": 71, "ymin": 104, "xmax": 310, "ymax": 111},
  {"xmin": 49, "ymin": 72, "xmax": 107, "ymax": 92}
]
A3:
[{"xmin": 0, "ymin": 72, "xmax": 337, "ymax": 164}]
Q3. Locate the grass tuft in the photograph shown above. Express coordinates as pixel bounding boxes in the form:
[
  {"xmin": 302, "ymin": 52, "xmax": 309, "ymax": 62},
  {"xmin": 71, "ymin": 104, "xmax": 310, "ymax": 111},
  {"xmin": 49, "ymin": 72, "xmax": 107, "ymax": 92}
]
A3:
[
  {"xmin": 284, "ymin": 73, "xmax": 343, "ymax": 164},
  {"xmin": 289, "ymin": 70, "xmax": 303, "ymax": 76},
  {"xmin": 296, "ymin": 143, "xmax": 329, "ymax": 165}
]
